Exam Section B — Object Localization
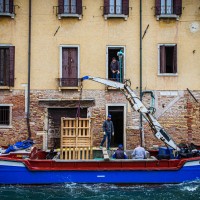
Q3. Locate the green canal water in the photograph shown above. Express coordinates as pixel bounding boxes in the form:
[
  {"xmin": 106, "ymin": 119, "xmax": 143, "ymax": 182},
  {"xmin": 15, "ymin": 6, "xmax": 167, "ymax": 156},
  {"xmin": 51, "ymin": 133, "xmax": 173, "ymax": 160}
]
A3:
[{"xmin": 0, "ymin": 181, "xmax": 200, "ymax": 200}]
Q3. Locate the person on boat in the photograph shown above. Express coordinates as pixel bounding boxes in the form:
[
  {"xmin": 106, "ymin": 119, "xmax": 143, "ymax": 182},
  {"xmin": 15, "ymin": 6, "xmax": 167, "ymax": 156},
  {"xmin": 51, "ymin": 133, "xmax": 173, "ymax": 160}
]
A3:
[
  {"xmin": 100, "ymin": 114, "xmax": 114, "ymax": 150},
  {"xmin": 112, "ymin": 144, "xmax": 128, "ymax": 159},
  {"xmin": 132, "ymin": 145, "xmax": 146, "ymax": 159}
]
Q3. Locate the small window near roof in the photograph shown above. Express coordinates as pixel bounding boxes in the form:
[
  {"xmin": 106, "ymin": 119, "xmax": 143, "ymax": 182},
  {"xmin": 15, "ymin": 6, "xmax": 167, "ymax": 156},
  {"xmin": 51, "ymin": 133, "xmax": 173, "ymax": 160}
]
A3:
[{"xmin": 158, "ymin": 44, "xmax": 177, "ymax": 75}]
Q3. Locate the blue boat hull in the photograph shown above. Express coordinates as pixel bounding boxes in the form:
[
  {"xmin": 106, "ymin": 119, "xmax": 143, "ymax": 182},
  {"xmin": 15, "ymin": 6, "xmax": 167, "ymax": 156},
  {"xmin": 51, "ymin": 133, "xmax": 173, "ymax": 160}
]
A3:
[{"xmin": 0, "ymin": 160, "xmax": 200, "ymax": 184}]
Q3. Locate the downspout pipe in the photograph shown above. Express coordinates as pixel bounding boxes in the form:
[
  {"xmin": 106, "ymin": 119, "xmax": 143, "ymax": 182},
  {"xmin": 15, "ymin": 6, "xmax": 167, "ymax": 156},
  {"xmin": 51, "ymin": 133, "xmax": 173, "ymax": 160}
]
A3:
[
  {"xmin": 142, "ymin": 91, "xmax": 155, "ymax": 113},
  {"xmin": 139, "ymin": 0, "xmax": 143, "ymax": 146},
  {"xmin": 27, "ymin": 0, "xmax": 32, "ymax": 139}
]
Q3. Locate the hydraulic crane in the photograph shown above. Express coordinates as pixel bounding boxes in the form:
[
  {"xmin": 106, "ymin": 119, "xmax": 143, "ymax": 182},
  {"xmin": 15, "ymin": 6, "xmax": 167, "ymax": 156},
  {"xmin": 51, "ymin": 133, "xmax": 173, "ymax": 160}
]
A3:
[{"xmin": 81, "ymin": 76, "xmax": 180, "ymax": 151}]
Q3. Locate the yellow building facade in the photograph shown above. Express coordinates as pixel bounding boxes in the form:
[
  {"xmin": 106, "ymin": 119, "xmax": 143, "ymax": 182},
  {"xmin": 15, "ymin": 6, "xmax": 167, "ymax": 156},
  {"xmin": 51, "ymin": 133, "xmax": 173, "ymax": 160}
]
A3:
[{"xmin": 0, "ymin": 0, "xmax": 199, "ymax": 150}]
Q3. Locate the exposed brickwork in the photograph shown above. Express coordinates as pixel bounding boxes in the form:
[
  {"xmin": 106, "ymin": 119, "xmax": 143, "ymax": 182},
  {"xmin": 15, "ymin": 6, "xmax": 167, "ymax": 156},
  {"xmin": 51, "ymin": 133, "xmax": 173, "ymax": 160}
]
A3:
[{"xmin": 0, "ymin": 89, "xmax": 199, "ymax": 151}]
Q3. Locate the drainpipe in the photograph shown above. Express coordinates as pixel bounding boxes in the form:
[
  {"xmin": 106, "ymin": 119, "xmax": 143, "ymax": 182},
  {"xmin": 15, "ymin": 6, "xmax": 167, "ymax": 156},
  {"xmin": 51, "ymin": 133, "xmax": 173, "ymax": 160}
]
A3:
[
  {"xmin": 142, "ymin": 91, "xmax": 155, "ymax": 114},
  {"xmin": 27, "ymin": 0, "xmax": 32, "ymax": 139},
  {"xmin": 139, "ymin": 0, "xmax": 143, "ymax": 146}
]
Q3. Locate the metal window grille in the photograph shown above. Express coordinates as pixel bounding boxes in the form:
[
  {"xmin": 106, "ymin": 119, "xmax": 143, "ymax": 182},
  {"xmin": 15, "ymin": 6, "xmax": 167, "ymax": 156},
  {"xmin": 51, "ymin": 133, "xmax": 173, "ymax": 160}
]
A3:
[{"xmin": 0, "ymin": 106, "xmax": 10, "ymax": 125}]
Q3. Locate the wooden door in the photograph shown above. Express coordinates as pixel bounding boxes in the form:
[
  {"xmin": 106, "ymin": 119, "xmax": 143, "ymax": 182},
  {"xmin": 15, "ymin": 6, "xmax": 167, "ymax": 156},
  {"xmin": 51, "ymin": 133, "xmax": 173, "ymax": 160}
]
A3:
[{"xmin": 62, "ymin": 47, "xmax": 78, "ymax": 86}]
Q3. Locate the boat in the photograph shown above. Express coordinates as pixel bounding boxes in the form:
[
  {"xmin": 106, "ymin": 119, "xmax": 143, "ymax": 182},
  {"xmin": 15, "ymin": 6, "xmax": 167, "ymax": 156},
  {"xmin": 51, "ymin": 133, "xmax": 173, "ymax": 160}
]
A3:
[
  {"xmin": 0, "ymin": 147, "xmax": 200, "ymax": 184},
  {"xmin": 0, "ymin": 76, "xmax": 199, "ymax": 185}
]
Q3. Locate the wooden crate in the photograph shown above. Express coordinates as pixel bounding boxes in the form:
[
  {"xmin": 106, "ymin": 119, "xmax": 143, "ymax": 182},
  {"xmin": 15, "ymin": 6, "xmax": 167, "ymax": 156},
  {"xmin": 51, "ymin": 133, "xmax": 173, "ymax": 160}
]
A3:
[{"xmin": 60, "ymin": 118, "xmax": 93, "ymax": 160}]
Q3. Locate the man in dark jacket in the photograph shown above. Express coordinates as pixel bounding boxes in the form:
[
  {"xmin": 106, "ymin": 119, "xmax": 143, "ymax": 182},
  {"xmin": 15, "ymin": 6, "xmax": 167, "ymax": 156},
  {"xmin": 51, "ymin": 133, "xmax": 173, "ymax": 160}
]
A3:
[
  {"xmin": 112, "ymin": 144, "xmax": 128, "ymax": 159},
  {"xmin": 100, "ymin": 115, "xmax": 114, "ymax": 150},
  {"xmin": 110, "ymin": 57, "xmax": 120, "ymax": 82}
]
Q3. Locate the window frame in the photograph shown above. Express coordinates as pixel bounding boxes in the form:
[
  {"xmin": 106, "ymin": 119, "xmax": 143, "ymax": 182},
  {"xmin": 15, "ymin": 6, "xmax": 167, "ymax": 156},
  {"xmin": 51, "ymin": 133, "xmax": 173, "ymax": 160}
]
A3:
[
  {"xmin": 106, "ymin": 46, "xmax": 126, "ymax": 82},
  {"xmin": 59, "ymin": 45, "xmax": 80, "ymax": 89},
  {"xmin": 155, "ymin": 0, "xmax": 182, "ymax": 21},
  {"xmin": 158, "ymin": 44, "xmax": 178, "ymax": 76},
  {"xmin": 0, "ymin": 0, "xmax": 14, "ymax": 18},
  {"xmin": 104, "ymin": 0, "xmax": 129, "ymax": 20},
  {"xmin": 0, "ymin": 44, "xmax": 15, "ymax": 89},
  {"xmin": 58, "ymin": 0, "xmax": 82, "ymax": 20},
  {"xmin": 0, "ymin": 104, "xmax": 13, "ymax": 129}
]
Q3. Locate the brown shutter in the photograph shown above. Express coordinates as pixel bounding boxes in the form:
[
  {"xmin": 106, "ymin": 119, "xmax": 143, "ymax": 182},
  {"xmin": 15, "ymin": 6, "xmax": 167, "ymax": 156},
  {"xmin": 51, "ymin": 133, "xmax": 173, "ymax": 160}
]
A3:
[
  {"xmin": 9, "ymin": 46, "xmax": 15, "ymax": 87},
  {"xmin": 5, "ymin": 49, "xmax": 10, "ymax": 86},
  {"xmin": 9, "ymin": 0, "xmax": 14, "ymax": 13},
  {"xmin": 58, "ymin": 0, "xmax": 64, "ymax": 14},
  {"xmin": 155, "ymin": 0, "xmax": 161, "ymax": 15},
  {"xmin": 122, "ymin": 0, "xmax": 129, "ymax": 15},
  {"xmin": 104, "ymin": 0, "xmax": 109, "ymax": 15},
  {"xmin": 76, "ymin": 0, "xmax": 82, "ymax": 15},
  {"xmin": 174, "ymin": 0, "xmax": 182, "ymax": 15},
  {"xmin": 160, "ymin": 45, "xmax": 166, "ymax": 73},
  {"xmin": 173, "ymin": 45, "xmax": 177, "ymax": 73}
]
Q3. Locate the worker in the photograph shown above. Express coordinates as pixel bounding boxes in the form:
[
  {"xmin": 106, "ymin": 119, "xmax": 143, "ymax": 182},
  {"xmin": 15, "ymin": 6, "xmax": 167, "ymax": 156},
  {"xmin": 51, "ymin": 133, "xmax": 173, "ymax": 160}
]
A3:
[
  {"xmin": 112, "ymin": 144, "xmax": 128, "ymax": 159},
  {"xmin": 110, "ymin": 57, "xmax": 120, "ymax": 82},
  {"xmin": 132, "ymin": 145, "xmax": 146, "ymax": 159},
  {"xmin": 100, "ymin": 114, "xmax": 114, "ymax": 150}
]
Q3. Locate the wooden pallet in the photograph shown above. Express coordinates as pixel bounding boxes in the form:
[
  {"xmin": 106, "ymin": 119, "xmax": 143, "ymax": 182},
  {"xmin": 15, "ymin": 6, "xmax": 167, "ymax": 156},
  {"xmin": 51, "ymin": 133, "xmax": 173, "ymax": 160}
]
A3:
[{"xmin": 60, "ymin": 118, "xmax": 93, "ymax": 160}]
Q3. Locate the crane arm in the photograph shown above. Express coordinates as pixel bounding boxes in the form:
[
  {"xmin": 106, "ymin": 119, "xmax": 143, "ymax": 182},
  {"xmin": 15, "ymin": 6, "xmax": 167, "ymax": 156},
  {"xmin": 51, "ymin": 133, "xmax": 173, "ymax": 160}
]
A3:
[{"xmin": 81, "ymin": 76, "xmax": 180, "ymax": 151}]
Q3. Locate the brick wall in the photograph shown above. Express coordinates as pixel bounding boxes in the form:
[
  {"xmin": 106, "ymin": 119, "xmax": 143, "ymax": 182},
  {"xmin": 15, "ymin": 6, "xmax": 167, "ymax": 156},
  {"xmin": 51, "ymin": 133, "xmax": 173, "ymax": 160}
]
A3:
[{"xmin": 0, "ymin": 89, "xmax": 199, "ymax": 150}]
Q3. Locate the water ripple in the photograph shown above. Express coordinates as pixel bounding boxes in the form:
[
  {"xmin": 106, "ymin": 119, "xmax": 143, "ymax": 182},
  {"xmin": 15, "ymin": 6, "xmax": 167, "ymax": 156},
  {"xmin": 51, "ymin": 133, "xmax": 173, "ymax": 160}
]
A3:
[{"xmin": 0, "ymin": 180, "xmax": 200, "ymax": 200}]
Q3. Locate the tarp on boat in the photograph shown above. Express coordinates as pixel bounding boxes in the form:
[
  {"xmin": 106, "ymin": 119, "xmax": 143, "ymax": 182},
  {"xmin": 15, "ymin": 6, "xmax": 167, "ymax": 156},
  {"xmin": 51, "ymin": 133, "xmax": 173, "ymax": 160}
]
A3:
[{"xmin": 4, "ymin": 139, "xmax": 34, "ymax": 154}]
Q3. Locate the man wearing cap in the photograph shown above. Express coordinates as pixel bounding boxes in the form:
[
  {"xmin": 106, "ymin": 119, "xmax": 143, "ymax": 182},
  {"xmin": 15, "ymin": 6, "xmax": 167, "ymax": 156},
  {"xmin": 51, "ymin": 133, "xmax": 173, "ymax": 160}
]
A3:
[
  {"xmin": 100, "ymin": 115, "xmax": 114, "ymax": 150},
  {"xmin": 112, "ymin": 144, "xmax": 128, "ymax": 159}
]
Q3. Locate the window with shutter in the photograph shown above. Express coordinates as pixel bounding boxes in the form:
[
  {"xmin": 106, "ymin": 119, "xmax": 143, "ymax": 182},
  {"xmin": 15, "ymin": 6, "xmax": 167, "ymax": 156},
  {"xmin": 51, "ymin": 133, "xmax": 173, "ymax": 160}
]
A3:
[
  {"xmin": 0, "ymin": 46, "xmax": 15, "ymax": 88},
  {"xmin": 58, "ymin": 0, "xmax": 82, "ymax": 19},
  {"xmin": 0, "ymin": 0, "xmax": 14, "ymax": 17},
  {"xmin": 159, "ymin": 44, "xmax": 177, "ymax": 75},
  {"xmin": 104, "ymin": 0, "xmax": 129, "ymax": 20},
  {"xmin": 155, "ymin": 0, "xmax": 182, "ymax": 20},
  {"xmin": 59, "ymin": 46, "xmax": 79, "ymax": 88}
]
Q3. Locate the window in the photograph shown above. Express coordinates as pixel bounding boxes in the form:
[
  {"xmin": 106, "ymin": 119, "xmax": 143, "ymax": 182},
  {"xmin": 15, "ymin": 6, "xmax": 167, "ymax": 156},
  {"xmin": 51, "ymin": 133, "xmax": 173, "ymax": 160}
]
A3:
[
  {"xmin": 107, "ymin": 47, "xmax": 125, "ymax": 83},
  {"xmin": 59, "ymin": 46, "xmax": 79, "ymax": 88},
  {"xmin": 64, "ymin": 0, "xmax": 76, "ymax": 14},
  {"xmin": 58, "ymin": 0, "xmax": 82, "ymax": 19},
  {"xmin": 104, "ymin": 0, "xmax": 129, "ymax": 20},
  {"xmin": 161, "ymin": 0, "xmax": 173, "ymax": 14},
  {"xmin": 0, "ymin": 46, "xmax": 15, "ymax": 87},
  {"xmin": 109, "ymin": 0, "xmax": 122, "ymax": 14},
  {"xmin": 0, "ymin": 105, "xmax": 12, "ymax": 128},
  {"xmin": 0, "ymin": 0, "xmax": 13, "ymax": 14},
  {"xmin": 158, "ymin": 44, "xmax": 177, "ymax": 75},
  {"xmin": 155, "ymin": 0, "xmax": 182, "ymax": 19}
]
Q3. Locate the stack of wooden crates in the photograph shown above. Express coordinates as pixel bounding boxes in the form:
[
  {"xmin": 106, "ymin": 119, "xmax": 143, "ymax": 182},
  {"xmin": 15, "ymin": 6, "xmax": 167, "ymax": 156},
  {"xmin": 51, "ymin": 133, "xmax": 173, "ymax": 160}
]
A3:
[{"xmin": 60, "ymin": 118, "xmax": 93, "ymax": 160}]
